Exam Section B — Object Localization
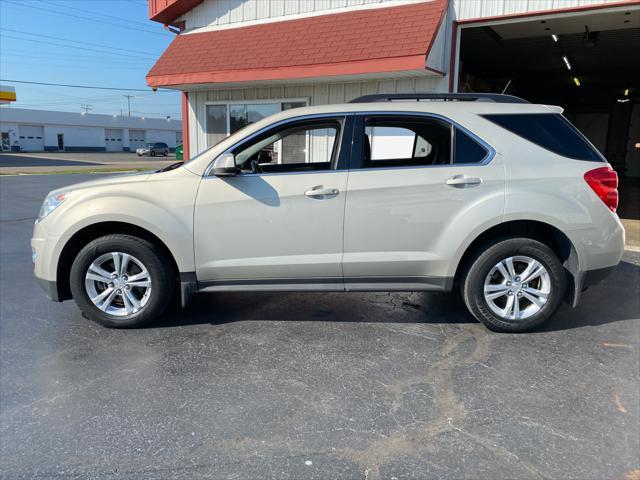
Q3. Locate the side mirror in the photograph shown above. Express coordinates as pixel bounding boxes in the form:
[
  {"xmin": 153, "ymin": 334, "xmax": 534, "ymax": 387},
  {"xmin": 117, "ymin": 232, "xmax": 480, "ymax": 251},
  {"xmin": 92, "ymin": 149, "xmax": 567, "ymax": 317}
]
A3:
[{"xmin": 212, "ymin": 153, "xmax": 240, "ymax": 177}]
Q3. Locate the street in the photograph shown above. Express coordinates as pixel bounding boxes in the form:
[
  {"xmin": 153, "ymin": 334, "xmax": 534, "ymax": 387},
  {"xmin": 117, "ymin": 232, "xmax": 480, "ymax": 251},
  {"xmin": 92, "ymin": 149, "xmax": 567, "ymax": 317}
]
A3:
[{"xmin": 0, "ymin": 173, "xmax": 638, "ymax": 480}]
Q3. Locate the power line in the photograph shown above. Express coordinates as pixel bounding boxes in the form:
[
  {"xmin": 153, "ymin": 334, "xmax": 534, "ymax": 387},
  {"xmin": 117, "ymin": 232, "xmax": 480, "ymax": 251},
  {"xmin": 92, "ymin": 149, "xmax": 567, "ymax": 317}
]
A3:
[
  {"xmin": 0, "ymin": 28, "xmax": 160, "ymax": 57},
  {"xmin": 0, "ymin": 34, "xmax": 158, "ymax": 60},
  {"xmin": 0, "ymin": 79, "xmax": 176, "ymax": 92},
  {"xmin": 0, "ymin": 46, "xmax": 153, "ymax": 65},
  {"xmin": 1, "ymin": 61, "xmax": 151, "ymax": 70},
  {"xmin": 3, "ymin": 0, "xmax": 171, "ymax": 38},
  {"xmin": 45, "ymin": 0, "xmax": 168, "ymax": 30}
]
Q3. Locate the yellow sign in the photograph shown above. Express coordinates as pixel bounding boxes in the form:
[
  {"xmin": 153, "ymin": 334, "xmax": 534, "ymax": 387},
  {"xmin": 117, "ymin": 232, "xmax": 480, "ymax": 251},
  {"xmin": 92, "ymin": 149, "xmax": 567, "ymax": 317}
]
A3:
[{"xmin": 0, "ymin": 85, "xmax": 16, "ymax": 103}]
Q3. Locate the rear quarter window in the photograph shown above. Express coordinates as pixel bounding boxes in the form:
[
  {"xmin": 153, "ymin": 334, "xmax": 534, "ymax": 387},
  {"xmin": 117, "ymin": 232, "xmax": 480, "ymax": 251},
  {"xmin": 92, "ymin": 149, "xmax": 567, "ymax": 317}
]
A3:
[{"xmin": 482, "ymin": 113, "xmax": 604, "ymax": 162}]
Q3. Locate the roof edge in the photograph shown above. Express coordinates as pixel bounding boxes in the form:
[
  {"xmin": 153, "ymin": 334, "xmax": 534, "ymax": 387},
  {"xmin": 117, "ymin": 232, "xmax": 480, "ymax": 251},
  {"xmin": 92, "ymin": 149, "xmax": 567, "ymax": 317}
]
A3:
[{"xmin": 146, "ymin": 55, "xmax": 431, "ymax": 88}]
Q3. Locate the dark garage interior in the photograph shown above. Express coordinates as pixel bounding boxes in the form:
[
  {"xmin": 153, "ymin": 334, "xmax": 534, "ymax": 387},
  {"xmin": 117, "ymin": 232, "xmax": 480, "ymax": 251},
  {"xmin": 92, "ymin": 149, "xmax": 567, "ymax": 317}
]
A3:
[{"xmin": 458, "ymin": 7, "xmax": 640, "ymax": 219}]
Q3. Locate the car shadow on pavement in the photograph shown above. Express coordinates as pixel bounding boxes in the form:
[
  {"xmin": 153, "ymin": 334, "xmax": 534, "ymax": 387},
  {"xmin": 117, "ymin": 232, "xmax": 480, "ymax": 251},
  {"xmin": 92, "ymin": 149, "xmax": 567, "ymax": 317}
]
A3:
[{"xmin": 151, "ymin": 259, "xmax": 638, "ymax": 332}]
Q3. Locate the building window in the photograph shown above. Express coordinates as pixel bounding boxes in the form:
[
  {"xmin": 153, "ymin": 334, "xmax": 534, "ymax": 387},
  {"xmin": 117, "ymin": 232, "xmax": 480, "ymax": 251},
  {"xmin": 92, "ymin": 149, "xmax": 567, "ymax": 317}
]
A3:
[{"xmin": 205, "ymin": 100, "xmax": 308, "ymax": 148}]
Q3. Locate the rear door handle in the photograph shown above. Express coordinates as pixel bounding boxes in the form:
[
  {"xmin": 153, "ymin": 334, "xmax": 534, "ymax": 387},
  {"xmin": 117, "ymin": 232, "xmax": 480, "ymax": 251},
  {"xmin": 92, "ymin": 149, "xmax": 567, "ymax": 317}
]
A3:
[
  {"xmin": 305, "ymin": 185, "xmax": 340, "ymax": 199},
  {"xmin": 445, "ymin": 175, "xmax": 482, "ymax": 188}
]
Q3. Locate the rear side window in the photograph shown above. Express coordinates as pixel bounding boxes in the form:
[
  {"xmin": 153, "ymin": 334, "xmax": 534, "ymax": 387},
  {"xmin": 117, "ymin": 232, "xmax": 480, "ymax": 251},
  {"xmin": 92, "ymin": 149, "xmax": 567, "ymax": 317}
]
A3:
[
  {"xmin": 364, "ymin": 117, "xmax": 451, "ymax": 168},
  {"xmin": 483, "ymin": 113, "xmax": 603, "ymax": 162},
  {"xmin": 454, "ymin": 128, "xmax": 488, "ymax": 164}
]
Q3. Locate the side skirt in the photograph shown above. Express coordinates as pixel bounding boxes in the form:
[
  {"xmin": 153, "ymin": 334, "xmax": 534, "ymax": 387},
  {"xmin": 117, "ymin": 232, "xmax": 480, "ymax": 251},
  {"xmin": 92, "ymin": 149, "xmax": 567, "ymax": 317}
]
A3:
[{"xmin": 197, "ymin": 276, "xmax": 453, "ymax": 293}]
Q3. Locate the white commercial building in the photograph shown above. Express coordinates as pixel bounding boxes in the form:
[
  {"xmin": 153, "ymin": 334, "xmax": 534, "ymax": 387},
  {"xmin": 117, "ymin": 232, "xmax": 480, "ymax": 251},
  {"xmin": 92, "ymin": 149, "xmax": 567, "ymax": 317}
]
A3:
[{"xmin": 0, "ymin": 107, "xmax": 183, "ymax": 152}]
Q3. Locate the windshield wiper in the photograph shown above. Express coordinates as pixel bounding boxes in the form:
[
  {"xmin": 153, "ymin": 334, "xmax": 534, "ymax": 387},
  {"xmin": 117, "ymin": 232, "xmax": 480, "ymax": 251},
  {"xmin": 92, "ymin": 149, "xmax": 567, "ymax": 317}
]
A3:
[{"xmin": 157, "ymin": 161, "xmax": 183, "ymax": 173}]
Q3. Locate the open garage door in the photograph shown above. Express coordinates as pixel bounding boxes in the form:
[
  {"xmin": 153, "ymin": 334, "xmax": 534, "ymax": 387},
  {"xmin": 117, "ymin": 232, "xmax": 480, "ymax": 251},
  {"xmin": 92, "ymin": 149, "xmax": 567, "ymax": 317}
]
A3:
[
  {"xmin": 457, "ymin": 6, "xmax": 640, "ymax": 180},
  {"xmin": 18, "ymin": 125, "xmax": 44, "ymax": 151}
]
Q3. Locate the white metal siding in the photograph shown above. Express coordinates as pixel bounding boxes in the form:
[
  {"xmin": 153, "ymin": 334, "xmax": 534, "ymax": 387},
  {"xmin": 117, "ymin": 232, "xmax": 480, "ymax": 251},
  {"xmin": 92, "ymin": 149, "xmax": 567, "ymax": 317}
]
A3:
[
  {"xmin": 180, "ymin": 0, "xmax": 410, "ymax": 30},
  {"xmin": 187, "ymin": 77, "xmax": 440, "ymax": 156},
  {"xmin": 452, "ymin": 0, "xmax": 623, "ymax": 21},
  {"xmin": 181, "ymin": 0, "xmax": 625, "ymax": 29},
  {"xmin": 18, "ymin": 125, "xmax": 44, "ymax": 151}
]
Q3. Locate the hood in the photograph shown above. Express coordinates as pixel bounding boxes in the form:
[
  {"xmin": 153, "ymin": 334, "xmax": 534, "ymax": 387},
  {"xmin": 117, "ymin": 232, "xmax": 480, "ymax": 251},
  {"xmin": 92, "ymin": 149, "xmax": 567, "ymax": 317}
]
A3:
[{"xmin": 48, "ymin": 170, "xmax": 153, "ymax": 197}]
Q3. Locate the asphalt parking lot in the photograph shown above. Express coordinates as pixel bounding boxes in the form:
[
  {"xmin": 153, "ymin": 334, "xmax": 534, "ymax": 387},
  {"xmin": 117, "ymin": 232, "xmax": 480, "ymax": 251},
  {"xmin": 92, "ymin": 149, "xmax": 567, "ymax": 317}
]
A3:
[
  {"xmin": 0, "ymin": 152, "xmax": 176, "ymax": 175},
  {"xmin": 0, "ymin": 154, "xmax": 97, "ymax": 167},
  {"xmin": 1, "ymin": 174, "xmax": 638, "ymax": 480}
]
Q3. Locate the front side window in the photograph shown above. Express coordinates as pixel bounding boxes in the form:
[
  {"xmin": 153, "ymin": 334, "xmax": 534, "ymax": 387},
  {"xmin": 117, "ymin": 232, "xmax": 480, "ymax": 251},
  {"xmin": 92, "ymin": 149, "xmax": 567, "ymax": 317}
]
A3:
[
  {"xmin": 232, "ymin": 119, "xmax": 341, "ymax": 174},
  {"xmin": 363, "ymin": 117, "xmax": 451, "ymax": 167}
]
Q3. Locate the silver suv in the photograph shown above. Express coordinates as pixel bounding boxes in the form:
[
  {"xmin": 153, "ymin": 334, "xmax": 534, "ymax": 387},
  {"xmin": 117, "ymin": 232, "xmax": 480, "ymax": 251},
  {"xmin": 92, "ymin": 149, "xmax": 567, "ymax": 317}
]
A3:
[
  {"xmin": 136, "ymin": 142, "xmax": 169, "ymax": 157},
  {"xmin": 32, "ymin": 93, "xmax": 624, "ymax": 332}
]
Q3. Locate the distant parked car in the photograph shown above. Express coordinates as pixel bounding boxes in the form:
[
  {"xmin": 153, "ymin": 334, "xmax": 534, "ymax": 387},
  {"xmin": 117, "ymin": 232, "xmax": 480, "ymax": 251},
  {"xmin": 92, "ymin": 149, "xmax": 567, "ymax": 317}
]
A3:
[{"xmin": 136, "ymin": 142, "xmax": 169, "ymax": 157}]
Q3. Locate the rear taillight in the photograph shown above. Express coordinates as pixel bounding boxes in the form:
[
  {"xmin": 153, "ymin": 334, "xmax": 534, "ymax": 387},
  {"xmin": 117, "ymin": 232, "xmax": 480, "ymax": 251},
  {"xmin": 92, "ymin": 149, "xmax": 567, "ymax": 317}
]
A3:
[{"xmin": 584, "ymin": 166, "xmax": 618, "ymax": 212}]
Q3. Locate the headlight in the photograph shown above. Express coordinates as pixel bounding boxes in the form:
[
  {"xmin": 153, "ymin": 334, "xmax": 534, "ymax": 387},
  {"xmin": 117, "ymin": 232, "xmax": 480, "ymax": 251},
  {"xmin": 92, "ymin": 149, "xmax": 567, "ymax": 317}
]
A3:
[{"xmin": 38, "ymin": 192, "xmax": 70, "ymax": 222}]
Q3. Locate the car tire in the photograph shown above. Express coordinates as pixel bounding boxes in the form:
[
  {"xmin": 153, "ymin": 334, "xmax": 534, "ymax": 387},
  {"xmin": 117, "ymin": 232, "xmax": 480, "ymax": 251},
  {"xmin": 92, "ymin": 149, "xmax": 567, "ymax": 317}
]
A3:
[
  {"xmin": 150, "ymin": 151, "xmax": 156, "ymax": 157},
  {"xmin": 163, "ymin": 151, "xmax": 168, "ymax": 157},
  {"xmin": 70, "ymin": 234, "xmax": 175, "ymax": 328},
  {"xmin": 461, "ymin": 237, "xmax": 566, "ymax": 333}
]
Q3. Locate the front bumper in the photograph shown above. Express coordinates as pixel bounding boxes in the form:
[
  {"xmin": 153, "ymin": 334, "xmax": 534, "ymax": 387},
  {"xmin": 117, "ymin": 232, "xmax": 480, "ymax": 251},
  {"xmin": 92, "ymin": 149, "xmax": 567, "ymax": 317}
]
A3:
[{"xmin": 32, "ymin": 220, "xmax": 67, "ymax": 302}]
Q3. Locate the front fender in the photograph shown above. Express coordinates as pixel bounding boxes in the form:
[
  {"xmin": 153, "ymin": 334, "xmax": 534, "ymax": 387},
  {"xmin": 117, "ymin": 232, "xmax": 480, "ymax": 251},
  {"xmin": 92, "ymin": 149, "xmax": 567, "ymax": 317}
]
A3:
[{"xmin": 43, "ymin": 169, "xmax": 201, "ymax": 274}]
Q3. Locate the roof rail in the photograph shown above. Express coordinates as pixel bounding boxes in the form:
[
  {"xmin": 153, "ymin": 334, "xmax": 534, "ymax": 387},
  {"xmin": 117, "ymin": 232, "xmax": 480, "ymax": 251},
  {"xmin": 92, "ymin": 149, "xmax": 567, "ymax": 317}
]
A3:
[{"xmin": 348, "ymin": 93, "xmax": 530, "ymax": 104}]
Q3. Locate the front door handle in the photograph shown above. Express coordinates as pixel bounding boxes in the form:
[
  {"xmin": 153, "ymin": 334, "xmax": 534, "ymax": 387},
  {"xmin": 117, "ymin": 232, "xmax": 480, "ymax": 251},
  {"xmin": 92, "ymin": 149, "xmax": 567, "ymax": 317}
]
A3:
[
  {"xmin": 305, "ymin": 185, "xmax": 340, "ymax": 199},
  {"xmin": 445, "ymin": 175, "xmax": 482, "ymax": 188}
]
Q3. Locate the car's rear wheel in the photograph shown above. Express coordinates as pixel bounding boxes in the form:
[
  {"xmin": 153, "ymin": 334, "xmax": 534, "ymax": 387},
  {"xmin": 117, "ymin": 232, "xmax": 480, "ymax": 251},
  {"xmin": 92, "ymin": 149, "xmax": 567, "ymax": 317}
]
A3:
[
  {"xmin": 461, "ymin": 237, "xmax": 566, "ymax": 332},
  {"xmin": 70, "ymin": 234, "xmax": 175, "ymax": 328}
]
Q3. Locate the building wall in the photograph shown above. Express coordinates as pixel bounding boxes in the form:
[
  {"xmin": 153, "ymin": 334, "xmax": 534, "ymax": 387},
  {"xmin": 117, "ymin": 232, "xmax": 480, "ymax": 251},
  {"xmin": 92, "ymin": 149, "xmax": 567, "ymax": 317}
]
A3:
[
  {"xmin": 179, "ymin": 0, "xmax": 403, "ymax": 30},
  {"xmin": 43, "ymin": 125, "xmax": 105, "ymax": 151},
  {"xmin": 453, "ymin": 0, "xmax": 627, "ymax": 21},
  {"xmin": 0, "ymin": 108, "xmax": 183, "ymax": 152},
  {"xmin": 187, "ymin": 76, "xmax": 440, "ymax": 156},
  {"xmin": 179, "ymin": 0, "xmax": 621, "ymax": 32}
]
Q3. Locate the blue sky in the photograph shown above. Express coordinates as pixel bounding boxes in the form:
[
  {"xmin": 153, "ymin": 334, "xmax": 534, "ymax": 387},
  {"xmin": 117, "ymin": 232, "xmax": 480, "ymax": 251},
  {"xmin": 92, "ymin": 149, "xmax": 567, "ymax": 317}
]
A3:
[{"xmin": 0, "ymin": 0, "xmax": 181, "ymax": 119}]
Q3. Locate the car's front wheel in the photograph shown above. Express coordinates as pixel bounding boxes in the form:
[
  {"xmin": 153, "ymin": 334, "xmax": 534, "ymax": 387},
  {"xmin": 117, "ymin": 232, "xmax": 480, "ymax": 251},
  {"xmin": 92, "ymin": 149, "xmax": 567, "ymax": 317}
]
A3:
[
  {"xmin": 461, "ymin": 237, "xmax": 566, "ymax": 332},
  {"xmin": 70, "ymin": 234, "xmax": 175, "ymax": 328}
]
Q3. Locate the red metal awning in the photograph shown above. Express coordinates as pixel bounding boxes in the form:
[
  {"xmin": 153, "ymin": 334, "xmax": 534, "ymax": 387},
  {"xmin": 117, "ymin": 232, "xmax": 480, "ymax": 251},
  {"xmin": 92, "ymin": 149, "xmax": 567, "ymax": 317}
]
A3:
[
  {"xmin": 147, "ymin": 0, "xmax": 447, "ymax": 88},
  {"xmin": 148, "ymin": 0, "xmax": 203, "ymax": 25}
]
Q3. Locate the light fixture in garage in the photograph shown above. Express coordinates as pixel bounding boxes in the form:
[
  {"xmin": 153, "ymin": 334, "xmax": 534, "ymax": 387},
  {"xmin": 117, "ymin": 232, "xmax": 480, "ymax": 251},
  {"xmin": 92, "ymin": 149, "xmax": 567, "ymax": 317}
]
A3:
[
  {"xmin": 572, "ymin": 76, "xmax": 581, "ymax": 87},
  {"xmin": 551, "ymin": 34, "xmax": 559, "ymax": 42},
  {"xmin": 562, "ymin": 55, "xmax": 572, "ymax": 70},
  {"xmin": 624, "ymin": 88, "xmax": 630, "ymax": 96}
]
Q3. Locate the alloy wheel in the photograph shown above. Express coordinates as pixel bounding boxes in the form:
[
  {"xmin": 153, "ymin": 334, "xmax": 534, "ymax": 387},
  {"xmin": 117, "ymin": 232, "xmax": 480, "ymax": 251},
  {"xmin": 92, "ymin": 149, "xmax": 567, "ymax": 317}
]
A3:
[
  {"xmin": 84, "ymin": 252, "xmax": 152, "ymax": 317},
  {"xmin": 483, "ymin": 255, "xmax": 551, "ymax": 321}
]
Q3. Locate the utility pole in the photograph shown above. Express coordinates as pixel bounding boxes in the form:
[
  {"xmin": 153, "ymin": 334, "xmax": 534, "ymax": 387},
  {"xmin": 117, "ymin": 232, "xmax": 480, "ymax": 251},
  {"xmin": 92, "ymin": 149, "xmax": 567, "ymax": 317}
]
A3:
[
  {"xmin": 123, "ymin": 95, "xmax": 133, "ymax": 117},
  {"xmin": 80, "ymin": 104, "xmax": 92, "ymax": 114}
]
